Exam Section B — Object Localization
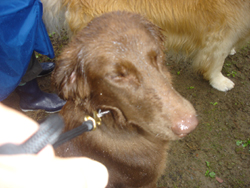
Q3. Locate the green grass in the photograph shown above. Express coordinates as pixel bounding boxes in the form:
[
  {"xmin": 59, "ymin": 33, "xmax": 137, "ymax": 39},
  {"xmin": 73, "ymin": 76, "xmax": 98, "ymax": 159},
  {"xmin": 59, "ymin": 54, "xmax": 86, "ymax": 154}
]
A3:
[
  {"xmin": 227, "ymin": 70, "xmax": 237, "ymax": 77},
  {"xmin": 210, "ymin": 102, "xmax": 218, "ymax": 106},
  {"xmin": 205, "ymin": 161, "xmax": 216, "ymax": 178}
]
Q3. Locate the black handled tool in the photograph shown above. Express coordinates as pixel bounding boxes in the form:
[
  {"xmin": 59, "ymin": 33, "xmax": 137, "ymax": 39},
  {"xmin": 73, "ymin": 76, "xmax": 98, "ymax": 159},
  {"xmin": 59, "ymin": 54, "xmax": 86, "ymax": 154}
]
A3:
[
  {"xmin": 0, "ymin": 110, "xmax": 109, "ymax": 155},
  {"xmin": 0, "ymin": 114, "xmax": 64, "ymax": 155}
]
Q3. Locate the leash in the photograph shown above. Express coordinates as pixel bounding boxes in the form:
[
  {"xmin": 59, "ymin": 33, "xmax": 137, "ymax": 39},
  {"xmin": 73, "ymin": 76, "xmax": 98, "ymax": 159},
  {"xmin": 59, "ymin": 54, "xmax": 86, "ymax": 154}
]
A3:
[{"xmin": 0, "ymin": 110, "xmax": 109, "ymax": 155}]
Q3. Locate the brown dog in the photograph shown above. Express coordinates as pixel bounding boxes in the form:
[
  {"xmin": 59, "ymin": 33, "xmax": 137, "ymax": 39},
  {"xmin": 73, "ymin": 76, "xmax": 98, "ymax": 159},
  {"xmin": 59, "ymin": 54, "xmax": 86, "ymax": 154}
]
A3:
[
  {"xmin": 52, "ymin": 12, "xmax": 198, "ymax": 188},
  {"xmin": 43, "ymin": 0, "xmax": 250, "ymax": 92}
]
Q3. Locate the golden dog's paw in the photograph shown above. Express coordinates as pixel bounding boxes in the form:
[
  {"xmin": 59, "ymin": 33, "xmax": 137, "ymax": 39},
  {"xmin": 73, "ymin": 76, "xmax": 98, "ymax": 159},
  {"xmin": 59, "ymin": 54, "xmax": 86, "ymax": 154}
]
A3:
[
  {"xmin": 229, "ymin": 48, "xmax": 236, "ymax": 55},
  {"xmin": 210, "ymin": 73, "xmax": 235, "ymax": 92}
]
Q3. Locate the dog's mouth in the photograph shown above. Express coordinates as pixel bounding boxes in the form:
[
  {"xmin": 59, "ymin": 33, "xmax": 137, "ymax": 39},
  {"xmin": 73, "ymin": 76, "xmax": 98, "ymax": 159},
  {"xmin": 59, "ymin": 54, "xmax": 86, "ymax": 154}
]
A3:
[{"xmin": 176, "ymin": 133, "xmax": 188, "ymax": 138}]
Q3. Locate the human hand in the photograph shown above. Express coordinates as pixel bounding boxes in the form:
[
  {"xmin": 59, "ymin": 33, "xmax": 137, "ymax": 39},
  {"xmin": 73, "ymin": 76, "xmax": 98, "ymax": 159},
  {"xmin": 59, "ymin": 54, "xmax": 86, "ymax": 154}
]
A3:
[{"xmin": 0, "ymin": 103, "xmax": 108, "ymax": 188}]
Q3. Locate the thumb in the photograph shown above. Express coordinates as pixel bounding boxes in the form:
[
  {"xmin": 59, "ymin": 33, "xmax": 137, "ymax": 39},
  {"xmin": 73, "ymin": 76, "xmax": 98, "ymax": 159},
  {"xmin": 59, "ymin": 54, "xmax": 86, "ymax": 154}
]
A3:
[{"xmin": 0, "ymin": 155, "xmax": 109, "ymax": 188}]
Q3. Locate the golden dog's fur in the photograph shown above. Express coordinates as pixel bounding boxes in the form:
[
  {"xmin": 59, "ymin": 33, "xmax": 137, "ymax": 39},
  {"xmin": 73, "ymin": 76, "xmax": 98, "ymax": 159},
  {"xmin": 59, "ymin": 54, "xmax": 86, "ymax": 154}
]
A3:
[{"xmin": 42, "ymin": 0, "xmax": 250, "ymax": 92}]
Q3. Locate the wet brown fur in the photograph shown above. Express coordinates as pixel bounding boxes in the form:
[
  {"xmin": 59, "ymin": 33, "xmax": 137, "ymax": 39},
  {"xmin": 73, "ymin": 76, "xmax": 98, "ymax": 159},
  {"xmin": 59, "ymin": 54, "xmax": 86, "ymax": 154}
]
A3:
[{"xmin": 52, "ymin": 12, "xmax": 197, "ymax": 188}]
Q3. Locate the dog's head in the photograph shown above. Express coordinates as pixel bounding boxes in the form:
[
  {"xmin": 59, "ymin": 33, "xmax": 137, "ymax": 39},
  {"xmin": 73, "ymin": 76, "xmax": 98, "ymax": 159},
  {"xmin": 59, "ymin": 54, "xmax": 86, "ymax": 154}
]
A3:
[{"xmin": 52, "ymin": 11, "xmax": 198, "ymax": 140}]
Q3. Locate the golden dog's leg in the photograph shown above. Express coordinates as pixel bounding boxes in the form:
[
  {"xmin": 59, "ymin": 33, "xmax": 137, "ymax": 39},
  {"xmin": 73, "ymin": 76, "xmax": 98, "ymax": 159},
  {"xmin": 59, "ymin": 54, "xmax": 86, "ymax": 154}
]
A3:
[
  {"xmin": 203, "ymin": 55, "xmax": 235, "ymax": 92},
  {"xmin": 193, "ymin": 39, "xmax": 235, "ymax": 92}
]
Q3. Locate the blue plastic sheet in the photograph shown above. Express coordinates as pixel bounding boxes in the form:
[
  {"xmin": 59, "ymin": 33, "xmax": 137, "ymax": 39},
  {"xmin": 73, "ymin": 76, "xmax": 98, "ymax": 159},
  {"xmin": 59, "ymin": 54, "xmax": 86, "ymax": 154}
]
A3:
[{"xmin": 0, "ymin": 0, "xmax": 54, "ymax": 101}]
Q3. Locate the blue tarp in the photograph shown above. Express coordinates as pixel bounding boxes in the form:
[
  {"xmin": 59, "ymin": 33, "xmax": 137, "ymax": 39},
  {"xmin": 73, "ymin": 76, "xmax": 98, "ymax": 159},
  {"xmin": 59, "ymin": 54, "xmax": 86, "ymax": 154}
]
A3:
[{"xmin": 0, "ymin": 0, "xmax": 54, "ymax": 101}]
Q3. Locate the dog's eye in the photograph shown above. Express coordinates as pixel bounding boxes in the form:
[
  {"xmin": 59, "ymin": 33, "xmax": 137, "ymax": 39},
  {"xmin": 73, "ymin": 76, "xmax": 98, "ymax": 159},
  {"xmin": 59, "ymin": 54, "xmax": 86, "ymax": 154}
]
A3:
[
  {"xmin": 108, "ymin": 70, "xmax": 128, "ymax": 80},
  {"xmin": 108, "ymin": 63, "xmax": 129, "ymax": 80},
  {"xmin": 106, "ymin": 61, "xmax": 141, "ymax": 86}
]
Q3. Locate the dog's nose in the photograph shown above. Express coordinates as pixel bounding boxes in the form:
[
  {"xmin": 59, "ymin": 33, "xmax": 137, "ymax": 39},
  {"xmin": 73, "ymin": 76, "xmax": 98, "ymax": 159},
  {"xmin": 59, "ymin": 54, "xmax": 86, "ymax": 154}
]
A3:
[{"xmin": 171, "ymin": 115, "xmax": 198, "ymax": 137}]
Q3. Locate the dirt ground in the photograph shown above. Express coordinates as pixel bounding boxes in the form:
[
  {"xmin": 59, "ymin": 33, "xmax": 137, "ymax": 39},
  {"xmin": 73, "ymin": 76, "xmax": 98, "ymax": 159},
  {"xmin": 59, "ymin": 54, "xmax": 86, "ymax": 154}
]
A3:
[{"xmin": 3, "ymin": 33, "xmax": 250, "ymax": 188}]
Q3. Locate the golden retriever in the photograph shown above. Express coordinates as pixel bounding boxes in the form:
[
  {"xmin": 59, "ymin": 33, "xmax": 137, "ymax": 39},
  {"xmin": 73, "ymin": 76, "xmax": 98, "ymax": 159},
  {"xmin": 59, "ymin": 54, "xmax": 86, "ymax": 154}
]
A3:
[
  {"xmin": 42, "ymin": 0, "xmax": 250, "ymax": 92},
  {"xmin": 52, "ymin": 11, "xmax": 198, "ymax": 188}
]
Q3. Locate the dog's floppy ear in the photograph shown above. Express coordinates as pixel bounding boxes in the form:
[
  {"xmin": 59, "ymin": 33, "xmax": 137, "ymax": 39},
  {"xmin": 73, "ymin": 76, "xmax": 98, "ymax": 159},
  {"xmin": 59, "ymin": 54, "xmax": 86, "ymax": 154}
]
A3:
[
  {"xmin": 52, "ymin": 44, "xmax": 90, "ymax": 101},
  {"xmin": 140, "ymin": 17, "xmax": 165, "ymax": 51}
]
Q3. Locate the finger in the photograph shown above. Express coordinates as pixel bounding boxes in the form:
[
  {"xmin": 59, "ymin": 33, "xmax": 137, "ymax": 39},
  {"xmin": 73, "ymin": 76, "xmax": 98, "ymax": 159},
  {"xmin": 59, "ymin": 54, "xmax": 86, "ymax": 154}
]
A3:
[
  {"xmin": 0, "ymin": 155, "xmax": 108, "ymax": 188},
  {"xmin": 0, "ymin": 103, "xmax": 38, "ymax": 144},
  {"xmin": 0, "ymin": 103, "xmax": 54, "ymax": 157}
]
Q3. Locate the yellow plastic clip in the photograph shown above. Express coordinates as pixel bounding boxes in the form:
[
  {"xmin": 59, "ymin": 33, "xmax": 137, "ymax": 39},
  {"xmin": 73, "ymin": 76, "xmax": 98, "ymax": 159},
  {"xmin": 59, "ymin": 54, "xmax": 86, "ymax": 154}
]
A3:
[
  {"xmin": 93, "ymin": 111, "xmax": 102, "ymax": 126},
  {"xmin": 84, "ymin": 111, "xmax": 102, "ymax": 131},
  {"xmin": 84, "ymin": 116, "xmax": 97, "ymax": 130}
]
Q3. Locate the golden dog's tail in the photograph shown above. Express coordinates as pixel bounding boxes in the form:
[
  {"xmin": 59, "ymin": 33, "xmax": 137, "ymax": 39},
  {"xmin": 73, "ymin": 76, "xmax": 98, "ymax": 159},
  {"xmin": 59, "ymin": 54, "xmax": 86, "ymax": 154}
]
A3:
[{"xmin": 41, "ymin": 0, "xmax": 67, "ymax": 34}]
